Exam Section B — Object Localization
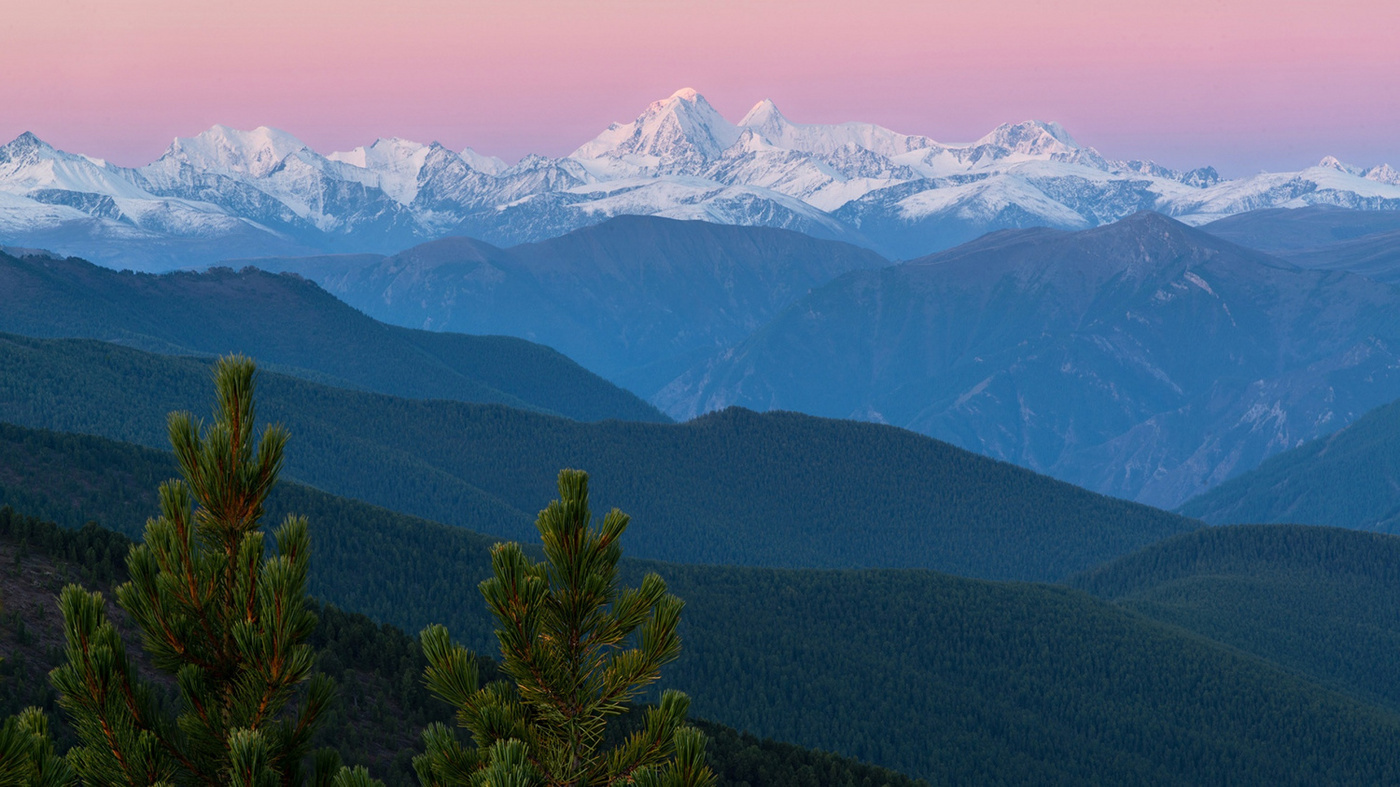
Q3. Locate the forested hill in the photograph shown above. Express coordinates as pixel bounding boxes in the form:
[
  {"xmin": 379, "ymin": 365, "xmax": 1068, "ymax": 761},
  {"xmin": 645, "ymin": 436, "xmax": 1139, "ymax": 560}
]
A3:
[
  {"xmin": 5, "ymin": 430, "xmax": 1400, "ymax": 783},
  {"xmin": 0, "ymin": 248, "xmax": 665, "ymax": 423},
  {"xmin": 1068, "ymin": 524, "xmax": 1400, "ymax": 713},
  {"xmin": 0, "ymin": 510, "xmax": 927, "ymax": 787},
  {"xmin": 238, "ymin": 216, "xmax": 890, "ymax": 397},
  {"xmin": 0, "ymin": 335, "xmax": 1198, "ymax": 580},
  {"xmin": 1177, "ymin": 395, "xmax": 1400, "ymax": 529}
]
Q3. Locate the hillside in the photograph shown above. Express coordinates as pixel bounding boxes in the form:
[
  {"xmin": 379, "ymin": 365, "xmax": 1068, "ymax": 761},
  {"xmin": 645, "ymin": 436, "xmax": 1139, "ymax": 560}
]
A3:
[
  {"xmin": 4, "ymin": 437, "xmax": 1400, "ymax": 783},
  {"xmin": 1282, "ymin": 229, "xmax": 1400, "ymax": 282},
  {"xmin": 0, "ymin": 337, "xmax": 1197, "ymax": 580},
  {"xmin": 1069, "ymin": 524, "xmax": 1400, "ymax": 712},
  {"xmin": 1204, "ymin": 205, "xmax": 1400, "ymax": 283},
  {"xmin": 658, "ymin": 211, "xmax": 1400, "ymax": 508},
  {"xmin": 238, "ymin": 215, "xmax": 890, "ymax": 396},
  {"xmin": 0, "ymin": 248, "xmax": 664, "ymax": 423},
  {"xmin": 1202, "ymin": 205, "xmax": 1400, "ymax": 253},
  {"xmin": 0, "ymin": 512, "xmax": 924, "ymax": 787},
  {"xmin": 1178, "ymin": 396, "xmax": 1400, "ymax": 529}
]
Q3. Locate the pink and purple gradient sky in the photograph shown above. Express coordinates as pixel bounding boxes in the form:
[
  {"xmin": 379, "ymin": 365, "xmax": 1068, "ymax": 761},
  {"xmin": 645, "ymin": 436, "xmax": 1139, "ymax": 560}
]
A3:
[{"xmin": 2, "ymin": 0, "xmax": 1396, "ymax": 176}]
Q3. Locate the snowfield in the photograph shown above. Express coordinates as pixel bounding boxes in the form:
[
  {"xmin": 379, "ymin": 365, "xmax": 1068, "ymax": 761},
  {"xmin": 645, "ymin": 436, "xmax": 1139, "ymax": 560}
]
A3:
[{"xmin": 2, "ymin": 88, "xmax": 1398, "ymax": 269}]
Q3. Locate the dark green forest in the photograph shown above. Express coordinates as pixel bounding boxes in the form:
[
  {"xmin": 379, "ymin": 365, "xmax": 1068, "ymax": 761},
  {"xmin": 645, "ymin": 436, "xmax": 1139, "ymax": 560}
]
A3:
[
  {"xmin": 5, "ymin": 422, "xmax": 1400, "ymax": 783},
  {"xmin": 0, "ymin": 507, "xmax": 924, "ymax": 787},
  {"xmin": 0, "ymin": 335, "xmax": 1197, "ymax": 581},
  {"xmin": 1069, "ymin": 524, "xmax": 1400, "ymax": 712},
  {"xmin": 0, "ymin": 250, "xmax": 665, "ymax": 423}
]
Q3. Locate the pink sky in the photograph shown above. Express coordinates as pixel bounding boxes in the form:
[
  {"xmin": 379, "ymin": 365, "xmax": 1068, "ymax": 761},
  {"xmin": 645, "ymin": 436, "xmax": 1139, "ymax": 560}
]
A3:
[{"xmin": 2, "ymin": 0, "xmax": 1396, "ymax": 176}]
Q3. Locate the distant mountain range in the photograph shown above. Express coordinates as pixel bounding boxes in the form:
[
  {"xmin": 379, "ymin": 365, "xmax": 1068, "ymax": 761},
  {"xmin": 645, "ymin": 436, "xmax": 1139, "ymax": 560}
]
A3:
[
  {"xmin": 234, "ymin": 216, "xmax": 888, "ymax": 395},
  {"xmin": 3, "ymin": 89, "xmax": 1399, "ymax": 269},
  {"xmin": 1205, "ymin": 204, "xmax": 1400, "ymax": 283},
  {"xmin": 658, "ymin": 212, "xmax": 1400, "ymax": 508}
]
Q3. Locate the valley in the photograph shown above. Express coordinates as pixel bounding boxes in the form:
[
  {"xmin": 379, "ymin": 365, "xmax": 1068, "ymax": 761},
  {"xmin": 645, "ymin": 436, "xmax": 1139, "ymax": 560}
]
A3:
[
  {"xmin": 8, "ymin": 4, "xmax": 1400, "ymax": 784},
  {"xmin": 5, "ymin": 182, "xmax": 1400, "ymax": 785}
]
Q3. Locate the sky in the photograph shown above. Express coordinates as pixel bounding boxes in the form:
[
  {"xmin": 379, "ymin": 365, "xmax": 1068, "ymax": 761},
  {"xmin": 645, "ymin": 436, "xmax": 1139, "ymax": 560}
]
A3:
[{"xmin": 1, "ymin": 0, "xmax": 1397, "ymax": 177}]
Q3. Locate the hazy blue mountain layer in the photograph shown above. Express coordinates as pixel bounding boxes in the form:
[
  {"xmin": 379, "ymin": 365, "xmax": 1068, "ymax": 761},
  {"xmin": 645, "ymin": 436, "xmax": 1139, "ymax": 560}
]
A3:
[
  {"xmin": 659, "ymin": 211, "xmax": 1400, "ymax": 508},
  {"xmin": 0, "ymin": 248, "xmax": 665, "ymax": 423},
  {"xmin": 1205, "ymin": 205, "xmax": 1400, "ymax": 282},
  {"xmin": 1178, "ymin": 395, "xmax": 1400, "ymax": 530},
  {"xmin": 0, "ymin": 335, "xmax": 1196, "ymax": 580},
  {"xmin": 1203, "ymin": 205, "xmax": 1400, "ymax": 254},
  {"xmin": 236, "ymin": 216, "xmax": 890, "ymax": 396}
]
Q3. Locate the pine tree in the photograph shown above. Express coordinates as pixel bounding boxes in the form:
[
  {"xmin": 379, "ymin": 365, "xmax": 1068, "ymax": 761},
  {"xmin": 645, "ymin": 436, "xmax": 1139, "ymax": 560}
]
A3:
[
  {"xmin": 38, "ymin": 355, "xmax": 378, "ymax": 787},
  {"xmin": 413, "ymin": 469, "xmax": 716, "ymax": 787},
  {"xmin": 0, "ymin": 708, "xmax": 73, "ymax": 787}
]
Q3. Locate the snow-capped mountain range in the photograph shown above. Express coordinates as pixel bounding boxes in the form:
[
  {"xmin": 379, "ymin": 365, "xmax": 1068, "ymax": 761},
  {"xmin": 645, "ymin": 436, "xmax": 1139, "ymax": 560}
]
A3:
[{"xmin": 3, "ymin": 87, "xmax": 1399, "ymax": 269}]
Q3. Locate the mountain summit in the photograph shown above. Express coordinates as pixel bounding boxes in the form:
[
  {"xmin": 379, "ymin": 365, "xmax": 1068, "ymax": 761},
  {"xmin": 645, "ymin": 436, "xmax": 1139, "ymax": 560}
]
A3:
[
  {"xmin": 1, "ymin": 91, "xmax": 1399, "ymax": 269},
  {"xmin": 159, "ymin": 124, "xmax": 313, "ymax": 178},
  {"xmin": 571, "ymin": 87, "xmax": 740, "ymax": 170},
  {"xmin": 975, "ymin": 120, "xmax": 1080, "ymax": 156}
]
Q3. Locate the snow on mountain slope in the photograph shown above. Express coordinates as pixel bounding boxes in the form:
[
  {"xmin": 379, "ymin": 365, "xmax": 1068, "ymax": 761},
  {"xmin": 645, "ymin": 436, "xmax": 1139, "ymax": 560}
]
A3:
[
  {"xmin": 461, "ymin": 147, "xmax": 508, "ymax": 176},
  {"xmin": 2, "ymin": 88, "xmax": 1398, "ymax": 270},
  {"xmin": 571, "ymin": 88, "xmax": 741, "ymax": 173},
  {"xmin": 0, "ymin": 190, "xmax": 94, "ymax": 232},
  {"xmin": 328, "ymin": 137, "xmax": 431, "ymax": 203},
  {"xmin": 156, "ymin": 125, "xmax": 311, "ymax": 179},
  {"xmin": 974, "ymin": 120, "xmax": 1080, "ymax": 157},
  {"xmin": 0, "ymin": 132, "xmax": 151, "ymax": 200},
  {"xmin": 1161, "ymin": 166, "xmax": 1400, "ymax": 225},
  {"xmin": 738, "ymin": 99, "xmax": 938, "ymax": 160}
]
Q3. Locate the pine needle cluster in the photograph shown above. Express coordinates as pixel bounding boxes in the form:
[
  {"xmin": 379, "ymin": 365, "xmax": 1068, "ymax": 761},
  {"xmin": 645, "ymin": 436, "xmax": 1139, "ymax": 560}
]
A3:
[{"xmin": 414, "ymin": 470, "xmax": 715, "ymax": 787}]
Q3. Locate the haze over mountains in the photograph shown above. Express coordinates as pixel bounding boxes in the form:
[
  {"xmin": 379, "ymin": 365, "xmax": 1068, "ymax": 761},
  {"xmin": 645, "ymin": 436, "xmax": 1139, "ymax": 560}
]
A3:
[
  {"xmin": 3, "ymin": 88, "xmax": 1399, "ymax": 270},
  {"xmin": 0, "ymin": 248, "xmax": 664, "ymax": 422},
  {"xmin": 1179, "ymin": 394, "xmax": 1400, "ymax": 531},
  {"xmin": 237, "ymin": 217, "xmax": 888, "ymax": 395},
  {"xmin": 14, "ymin": 205, "xmax": 1400, "ymax": 509},
  {"xmin": 1205, "ymin": 205, "xmax": 1400, "ymax": 283},
  {"xmin": 0, "ymin": 333, "xmax": 1196, "ymax": 581},
  {"xmin": 659, "ymin": 212, "xmax": 1400, "ymax": 508}
]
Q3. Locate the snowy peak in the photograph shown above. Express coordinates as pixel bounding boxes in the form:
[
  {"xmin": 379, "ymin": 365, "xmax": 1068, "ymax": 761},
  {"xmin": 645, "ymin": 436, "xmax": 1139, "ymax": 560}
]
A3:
[
  {"xmin": 0, "ymin": 131, "xmax": 150, "ymax": 199},
  {"xmin": 328, "ymin": 137, "xmax": 431, "ymax": 203},
  {"xmin": 736, "ymin": 103, "xmax": 938, "ymax": 165},
  {"xmin": 1364, "ymin": 163, "xmax": 1400, "ymax": 186},
  {"xmin": 1318, "ymin": 155, "xmax": 1363, "ymax": 175},
  {"xmin": 1314, "ymin": 156, "xmax": 1400, "ymax": 184},
  {"xmin": 1, "ymin": 131, "xmax": 54, "ymax": 156},
  {"xmin": 461, "ymin": 146, "xmax": 508, "ymax": 176},
  {"xmin": 160, "ymin": 125, "xmax": 313, "ymax": 178},
  {"xmin": 976, "ymin": 121, "xmax": 1080, "ymax": 156},
  {"xmin": 571, "ymin": 88, "xmax": 741, "ymax": 168},
  {"xmin": 739, "ymin": 99, "xmax": 790, "ymax": 138},
  {"xmin": 327, "ymin": 136, "xmax": 426, "ymax": 170}
]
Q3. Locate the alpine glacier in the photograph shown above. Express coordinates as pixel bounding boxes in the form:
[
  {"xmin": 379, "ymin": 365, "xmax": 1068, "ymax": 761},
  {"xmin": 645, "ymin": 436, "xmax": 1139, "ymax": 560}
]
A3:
[{"xmin": 2, "ymin": 88, "xmax": 1398, "ymax": 269}]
